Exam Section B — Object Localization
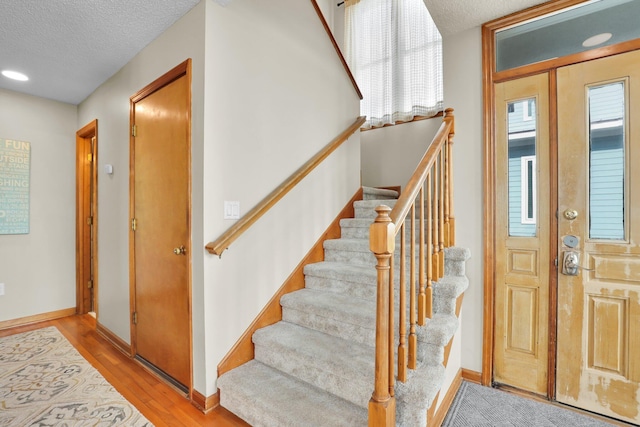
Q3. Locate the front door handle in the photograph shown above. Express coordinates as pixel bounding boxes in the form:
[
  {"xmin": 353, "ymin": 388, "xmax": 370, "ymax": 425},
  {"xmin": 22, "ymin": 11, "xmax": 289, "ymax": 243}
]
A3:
[
  {"xmin": 561, "ymin": 251, "xmax": 593, "ymax": 276},
  {"xmin": 173, "ymin": 245, "xmax": 187, "ymax": 255}
]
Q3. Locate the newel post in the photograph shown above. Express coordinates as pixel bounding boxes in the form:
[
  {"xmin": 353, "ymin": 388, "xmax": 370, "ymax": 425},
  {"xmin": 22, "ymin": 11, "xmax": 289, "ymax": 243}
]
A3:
[
  {"xmin": 369, "ymin": 205, "xmax": 396, "ymax": 426},
  {"xmin": 444, "ymin": 108, "xmax": 455, "ymax": 247}
]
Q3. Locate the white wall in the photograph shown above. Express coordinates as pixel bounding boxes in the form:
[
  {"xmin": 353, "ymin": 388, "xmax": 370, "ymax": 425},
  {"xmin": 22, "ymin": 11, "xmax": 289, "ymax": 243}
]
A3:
[
  {"xmin": 201, "ymin": 0, "xmax": 361, "ymax": 395},
  {"xmin": 76, "ymin": 0, "xmax": 361, "ymax": 398},
  {"xmin": 443, "ymin": 27, "xmax": 484, "ymax": 373},
  {"xmin": 361, "ymin": 118, "xmax": 443, "ymax": 189},
  {"xmin": 0, "ymin": 89, "xmax": 77, "ymax": 321}
]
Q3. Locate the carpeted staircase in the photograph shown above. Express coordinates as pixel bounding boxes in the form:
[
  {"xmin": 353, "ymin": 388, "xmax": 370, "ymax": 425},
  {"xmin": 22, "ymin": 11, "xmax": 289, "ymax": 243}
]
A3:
[{"xmin": 218, "ymin": 187, "xmax": 470, "ymax": 426}]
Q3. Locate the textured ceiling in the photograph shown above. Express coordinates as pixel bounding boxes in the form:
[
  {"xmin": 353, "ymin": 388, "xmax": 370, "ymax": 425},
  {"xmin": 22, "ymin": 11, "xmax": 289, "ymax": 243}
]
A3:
[
  {"xmin": 0, "ymin": 0, "xmax": 200, "ymax": 105},
  {"xmin": 0, "ymin": 0, "xmax": 549, "ymax": 105},
  {"xmin": 424, "ymin": 0, "xmax": 549, "ymax": 36}
]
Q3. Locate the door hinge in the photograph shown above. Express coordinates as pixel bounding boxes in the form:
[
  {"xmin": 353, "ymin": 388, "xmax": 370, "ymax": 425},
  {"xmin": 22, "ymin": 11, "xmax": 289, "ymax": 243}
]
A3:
[
  {"xmin": 87, "ymin": 153, "xmax": 93, "ymax": 162},
  {"xmin": 132, "ymin": 311, "xmax": 138, "ymax": 325},
  {"xmin": 131, "ymin": 218, "xmax": 137, "ymax": 231},
  {"xmin": 131, "ymin": 124, "xmax": 137, "ymax": 137},
  {"xmin": 554, "ymin": 258, "xmax": 558, "ymax": 268},
  {"xmin": 87, "ymin": 279, "xmax": 93, "ymax": 289},
  {"xmin": 87, "ymin": 216, "xmax": 93, "ymax": 226}
]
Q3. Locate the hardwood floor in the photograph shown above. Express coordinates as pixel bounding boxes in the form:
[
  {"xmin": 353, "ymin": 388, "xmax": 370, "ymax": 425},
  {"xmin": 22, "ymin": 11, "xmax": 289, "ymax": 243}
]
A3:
[{"xmin": 0, "ymin": 314, "xmax": 249, "ymax": 427}]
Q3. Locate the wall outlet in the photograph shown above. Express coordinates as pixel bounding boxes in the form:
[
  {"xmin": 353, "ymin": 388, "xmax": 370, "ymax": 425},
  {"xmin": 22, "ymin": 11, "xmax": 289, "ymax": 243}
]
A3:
[{"xmin": 0, "ymin": 283, "xmax": 4, "ymax": 296}]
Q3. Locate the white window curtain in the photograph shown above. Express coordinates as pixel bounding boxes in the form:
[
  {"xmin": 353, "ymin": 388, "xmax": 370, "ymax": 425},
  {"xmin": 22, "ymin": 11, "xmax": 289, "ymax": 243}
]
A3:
[{"xmin": 345, "ymin": 0, "xmax": 443, "ymax": 129}]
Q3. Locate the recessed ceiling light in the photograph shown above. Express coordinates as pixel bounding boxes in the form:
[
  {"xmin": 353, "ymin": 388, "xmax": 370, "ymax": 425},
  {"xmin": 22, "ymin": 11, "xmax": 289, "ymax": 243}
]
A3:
[
  {"xmin": 1, "ymin": 70, "xmax": 29, "ymax": 81},
  {"xmin": 582, "ymin": 32, "xmax": 612, "ymax": 47}
]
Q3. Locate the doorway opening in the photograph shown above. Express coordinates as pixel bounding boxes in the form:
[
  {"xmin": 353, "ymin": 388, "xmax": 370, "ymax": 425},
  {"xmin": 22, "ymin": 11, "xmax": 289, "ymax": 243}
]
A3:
[{"xmin": 76, "ymin": 120, "xmax": 98, "ymax": 316}]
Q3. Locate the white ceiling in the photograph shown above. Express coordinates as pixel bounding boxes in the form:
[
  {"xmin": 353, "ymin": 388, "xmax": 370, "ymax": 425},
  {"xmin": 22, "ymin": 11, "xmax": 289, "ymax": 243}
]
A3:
[
  {"xmin": 0, "ymin": 0, "xmax": 548, "ymax": 106},
  {"xmin": 425, "ymin": 0, "xmax": 549, "ymax": 37}
]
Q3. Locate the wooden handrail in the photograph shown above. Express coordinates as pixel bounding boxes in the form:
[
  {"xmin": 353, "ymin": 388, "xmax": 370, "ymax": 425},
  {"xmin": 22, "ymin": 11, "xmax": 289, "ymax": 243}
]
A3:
[
  {"xmin": 309, "ymin": 0, "xmax": 363, "ymax": 100},
  {"xmin": 206, "ymin": 116, "xmax": 366, "ymax": 257},
  {"xmin": 389, "ymin": 113, "xmax": 453, "ymax": 230},
  {"xmin": 368, "ymin": 108, "xmax": 455, "ymax": 426}
]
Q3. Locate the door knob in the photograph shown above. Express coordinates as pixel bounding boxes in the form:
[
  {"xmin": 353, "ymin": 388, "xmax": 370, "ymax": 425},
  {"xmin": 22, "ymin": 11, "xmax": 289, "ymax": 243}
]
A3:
[
  {"xmin": 563, "ymin": 209, "xmax": 578, "ymax": 220},
  {"xmin": 173, "ymin": 245, "xmax": 187, "ymax": 255}
]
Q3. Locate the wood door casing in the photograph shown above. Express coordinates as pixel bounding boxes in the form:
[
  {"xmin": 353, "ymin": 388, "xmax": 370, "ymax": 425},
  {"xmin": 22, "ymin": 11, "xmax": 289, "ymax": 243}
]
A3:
[
  {"xmin": 76, "ymin": 120, "xmax": 98, "ymax": 315},
  {"xmin": 556, "ymin": 50, "xmax": 640, "ymax": 424},
  {"xmin": 130, "ymin": 61, "xmax": 192, "ymax": 389},
  {"xmin": 494, "ymin": 73, "xmax": 551, "ymax": 395}
]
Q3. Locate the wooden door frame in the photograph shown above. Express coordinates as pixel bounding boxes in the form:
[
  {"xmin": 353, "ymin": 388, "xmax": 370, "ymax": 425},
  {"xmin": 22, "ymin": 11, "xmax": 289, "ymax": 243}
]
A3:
[
  {"xmin": 482, "ymin": 0, "xmax": 640, "ymax": 397},
  {"xmin": 76, "ymin": 119, "xmax": 98, "ymax": 315},
  {"xmin": 128, "ymin": 59, "xmax": 193, "ymax": 394}
]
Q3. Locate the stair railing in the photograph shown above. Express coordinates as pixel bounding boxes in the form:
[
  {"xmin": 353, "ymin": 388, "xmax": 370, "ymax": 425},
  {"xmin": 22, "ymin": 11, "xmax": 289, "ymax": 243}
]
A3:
[
  {"xmin": 206, "ymin": 116, "xmax": 366, "ymax": 257},
  {"xmin": 368, "ymin": 108, "xmax": 455, "ymax": 426}
]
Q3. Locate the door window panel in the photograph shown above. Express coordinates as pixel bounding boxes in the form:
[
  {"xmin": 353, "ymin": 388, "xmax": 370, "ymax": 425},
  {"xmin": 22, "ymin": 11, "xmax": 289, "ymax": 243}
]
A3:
[
  {"xmin": 589, "ymin": 82, "xmax": 625, "ymax": 240},
  {"xmin": 508, "ymin": 98, "xmax": 537, "ymax": 237}
]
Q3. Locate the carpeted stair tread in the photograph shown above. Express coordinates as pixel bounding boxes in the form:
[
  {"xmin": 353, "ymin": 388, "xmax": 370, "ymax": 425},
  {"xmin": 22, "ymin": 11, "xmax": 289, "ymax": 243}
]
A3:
[
  {"xmin": 304, "ymin": 261, "xmax": 377, "ymax": 285},
  {"xmin": 363, "ymin": 186, "xmax": 399, "ymax": 200},
  {"xmin": 434, "ymin": 276, "xmax": 469, "ymax": 300},
  {"xmin": 324, "ymin": 238, "xmax": 430, "ymax": 268},
  {"xmin": 304, "ymin": 261, "xmax": 411, "ymax": 301},
  {"xmin": 354, "ymin": 199, "xmax": 398, "ymax": 219},
  {"xmin": 418, "ymin": 313, "xmax": 459, "ymax": 347},
  {"xmin": 218, "ymin": 360, "xmax": 368, "ymax": 427},
  {"xmin": 396, "ymin": 361, "xmax": 447, "ymax": 427},
  {"xmin": 444, "ymin": 247, "xmax": 471, "ymax": 277},
  {"xmin": 340, "ymin": 217, "xmax": 422, "ymax": 241},
  {"xmin": 281, "ymin": 288, "xmax": 377, "ymax": 345},
  {"xmin": 253, "ymin": 321, "xmax": 375, "ymax": 408}
]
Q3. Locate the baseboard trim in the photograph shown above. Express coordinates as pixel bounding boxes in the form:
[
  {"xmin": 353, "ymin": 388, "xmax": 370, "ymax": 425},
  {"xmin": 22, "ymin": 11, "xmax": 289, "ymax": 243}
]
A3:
[
  {"xmin": 0, "ymin": 307, "xmax": 77, "ymax": 330},
  {"xmin": 461, "ymin": 368, "xmax": 482, "ymax": 384},
  {"xmin": 95, "ymin": 321, "xmax": 132, "ymax": 357},
  {"xmin": 217, "ymin": 187, "xmax": 363, "ymax": 377},
  {"xmin": 191, "ymin": 390, "xmax": 219, "ymax": 413},
  {"xmin": 431, "ymin": 368, "xmax": 463, "ymax": 427}
]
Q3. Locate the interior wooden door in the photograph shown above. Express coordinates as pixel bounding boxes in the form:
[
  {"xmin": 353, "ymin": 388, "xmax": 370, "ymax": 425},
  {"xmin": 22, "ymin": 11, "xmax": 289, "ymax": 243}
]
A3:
[
  {"xmin": 556, "ymin": 50, "xmax": 640, "ymax": 424},
  {"xmin": 131, "ymin": 64, "xmax": 191, "ymax": 390},
  {"xmin": 494, "ymin": 73, "xmax": 551, "ymax": 395}
]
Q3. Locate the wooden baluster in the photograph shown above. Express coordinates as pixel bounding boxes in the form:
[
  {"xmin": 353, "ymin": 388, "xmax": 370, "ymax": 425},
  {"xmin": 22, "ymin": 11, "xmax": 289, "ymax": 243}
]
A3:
[
  {"xmin": 444, "ymin": 131, "xmax": 451, "ymax": 248},
  {"xmin": 432, "ymin": 160, "xmax": 440, "ymax": 280},
  {"xmin": 418, "ymin": 187, "xmax": 427, "ymax": 326},
  {"xmin": 398, "ymin": 223, "xmax": 407, "ymax": 382},
  {"xmin": 409, "ymin": 204, "xmax": 417, "ymax": 369},
  {"xmin": 389, "ymin": 254, "xmax": 395, "ymax": 397},
  {"xmin": 439, "ymin": 149, "xmax": 445, "ymax": 278},
  {"xmin": 445, "ymin": 108, "xmax": 455, "ymax": 246},
  {"xmin": 369, "ymin": 206, "xmax": 396, "ymax": 426},
  {"xmin": 426, "ymin": 173, "xmax": 434, "ymax": 320}
]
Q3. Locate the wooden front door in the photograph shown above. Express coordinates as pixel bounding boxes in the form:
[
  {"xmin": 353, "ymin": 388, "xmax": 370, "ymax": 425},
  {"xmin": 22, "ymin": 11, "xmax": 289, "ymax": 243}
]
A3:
[
  {"xmin": 494, "ymin": 73, "xmax": 551, "ymax": 395},
  {"xmin": 556, "ymin": 50, "xmax": 640, "ymax": 424},
  {"xmin": 130, "ymin": 61, "xmax": 192, "ymax": 390}
]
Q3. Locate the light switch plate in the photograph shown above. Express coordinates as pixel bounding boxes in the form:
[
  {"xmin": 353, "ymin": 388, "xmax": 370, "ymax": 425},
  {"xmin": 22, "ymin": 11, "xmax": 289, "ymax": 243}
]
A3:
[
  {"xmin": 224, "ymin": 201, "xmax": 240, "ymax": 220},
  {"xmin": 0, "ymin": 283, "xmax": 4, "ymax": 296}
]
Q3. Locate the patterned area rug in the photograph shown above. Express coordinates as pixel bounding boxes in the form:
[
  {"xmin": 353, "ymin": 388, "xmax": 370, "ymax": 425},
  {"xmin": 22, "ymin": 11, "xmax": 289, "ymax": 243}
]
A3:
[{"xmin": 0, "ymin": 326, "xmax": 152, "ymax": 426}]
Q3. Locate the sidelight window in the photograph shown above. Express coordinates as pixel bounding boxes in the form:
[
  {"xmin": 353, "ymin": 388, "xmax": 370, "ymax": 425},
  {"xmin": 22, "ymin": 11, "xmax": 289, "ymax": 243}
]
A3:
[
  {"xmin": 508, "ymin": 98, "xmax": 537, "ymax": 237},
  {"xmin": 588, "ymin": 82, "xmax": 626, "ymax": 240}
]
